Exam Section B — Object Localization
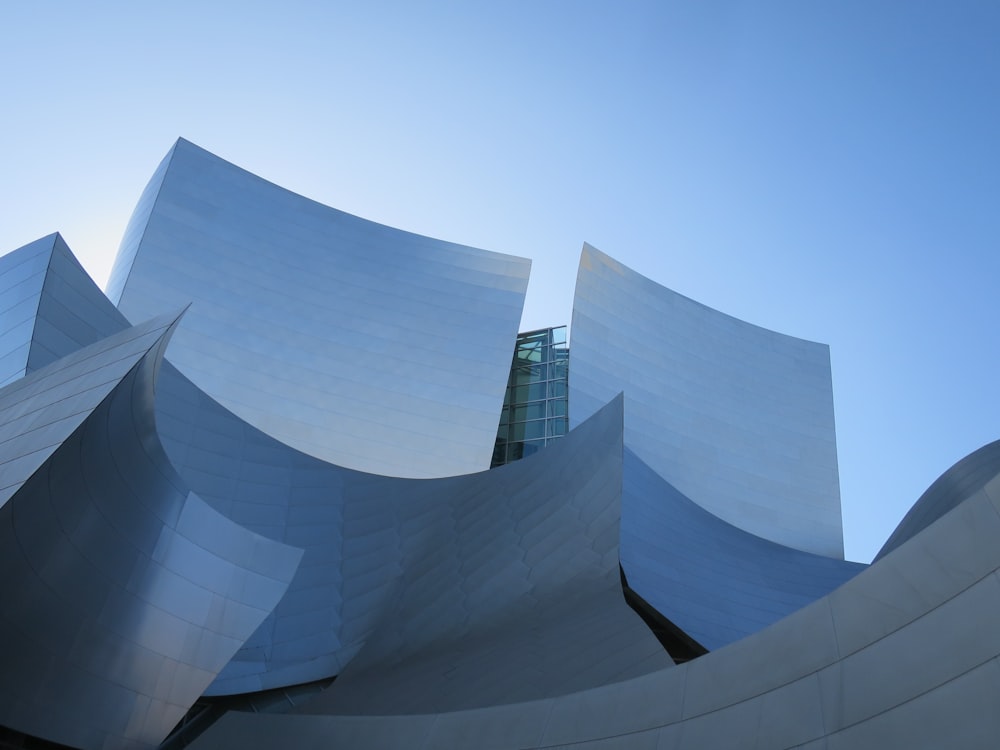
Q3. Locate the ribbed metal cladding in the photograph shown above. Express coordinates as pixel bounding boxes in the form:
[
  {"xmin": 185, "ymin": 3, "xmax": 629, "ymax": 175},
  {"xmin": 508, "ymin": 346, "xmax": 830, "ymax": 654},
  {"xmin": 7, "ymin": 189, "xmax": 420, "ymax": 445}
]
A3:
[{"xmin": 109, "ymin": 138, "xmax": 530, "ymax": 479}]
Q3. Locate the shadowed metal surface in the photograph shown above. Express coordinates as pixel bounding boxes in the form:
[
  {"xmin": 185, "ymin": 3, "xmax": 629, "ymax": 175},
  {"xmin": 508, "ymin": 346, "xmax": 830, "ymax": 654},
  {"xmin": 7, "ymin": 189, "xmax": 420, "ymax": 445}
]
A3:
[
  {"xmin": 0, "ymin": 315, "xmax": 302, "ymax": 749},
  {"xmin": 3, "ymin": 236, "xmax": 663, "ymax": 699},
  {"xmin": 571, "ymin": 243, "xmax": 845, "ymax": 558},
  {"xmin": 5, "ymin": 148, "xmax": 994, "ymax": 748},
  {"xmin": 108, "ymin": 138, "xmax": 530, "ymax": 478},
  {"xmin": 190, "ymin": 446, "xmax": 1000, "ymax": 750},
  {"xmin": 0, "ymin": 233, "xmax": 131, "ymax": 387},
  {"xmin": 300, "ymin": 394, "xmax": 671, "ymax": 715},
  {"xmin": 158, "ymin": 382, "xmax": 670, "ymax": 699},
  {"xmin": 621, "ymin": 447, "xmax": 865, "ymax": 650},
  {"xmin": 0, "ymin": 235, "xmax": 54, "ymax": 387}
]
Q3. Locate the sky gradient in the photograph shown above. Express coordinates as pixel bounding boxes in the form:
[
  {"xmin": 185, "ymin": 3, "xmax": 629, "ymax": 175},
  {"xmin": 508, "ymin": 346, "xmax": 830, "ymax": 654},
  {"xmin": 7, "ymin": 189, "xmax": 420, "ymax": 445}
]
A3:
[{"xmin": 1, "ymin": 1, "xmax": 998, "ymax": 561}]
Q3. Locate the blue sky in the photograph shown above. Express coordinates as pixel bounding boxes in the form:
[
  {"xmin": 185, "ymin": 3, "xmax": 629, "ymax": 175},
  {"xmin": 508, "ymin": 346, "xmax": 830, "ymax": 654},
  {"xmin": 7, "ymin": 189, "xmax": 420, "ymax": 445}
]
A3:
[{"xmin": 1, "ymin": 2, "xmax": 997, "ymax": 561}]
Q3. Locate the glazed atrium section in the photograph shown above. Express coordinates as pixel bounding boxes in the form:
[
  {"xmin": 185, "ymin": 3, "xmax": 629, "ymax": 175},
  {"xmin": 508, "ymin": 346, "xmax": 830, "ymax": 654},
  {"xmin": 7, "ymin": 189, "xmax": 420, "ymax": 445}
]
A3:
[
  {"xmin": 491, "ymin": 326, "xmax": 569, "ymax": 467},
  {"xmin": 1, "ymin": 139, "xmax": 999, "ymax": 750}
]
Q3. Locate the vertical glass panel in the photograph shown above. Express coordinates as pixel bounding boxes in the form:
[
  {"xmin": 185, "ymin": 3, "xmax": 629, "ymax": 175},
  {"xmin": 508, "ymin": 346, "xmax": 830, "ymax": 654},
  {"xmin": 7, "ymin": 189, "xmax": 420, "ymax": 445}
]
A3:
[
  {"xmin": 512, "ymin": 403, "xmax": 546, "ymax": 421},
  {"xmin": 492, "ymin": 325, "xmax": 571, "ymax": 467}
]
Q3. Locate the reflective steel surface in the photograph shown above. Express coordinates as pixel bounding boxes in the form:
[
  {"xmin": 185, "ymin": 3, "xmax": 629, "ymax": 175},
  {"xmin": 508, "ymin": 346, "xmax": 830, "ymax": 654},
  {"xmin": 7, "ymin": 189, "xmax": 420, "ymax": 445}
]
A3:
[
  {"xmin": 571, "ymin": 243, "xmax": 845, "ymax": 558},
  {"xmin": 875, "ymin": 438, "xmax": 1000, "ymax": 560},
  {"xmin": 0, "ymin": 311, "xmax": 302, "ymax": 749},
  {"xmin": 621, "ymin": 448, "xmax": 864, "ymax": 650},
  {"xmin": 2, "ymin": 139, "xmax": 993, "ymax": 749},
  {"xmin": 192, "ymin": 447, "xmax": 1000, "ymax": 750},
  {"xmin": 301, "ymin": 395, "xmax": 671, "ymax": 714},
  {"xmin": 109, "ymin": 139, "xmax": 530, "ymax": 478},
  {"xmin": 154, "ymin": 369, "xmax": 671, "ymax": 699},
  {"xmin": 0, "ymin": 235, "xmax": 55, "ymax": 387}
]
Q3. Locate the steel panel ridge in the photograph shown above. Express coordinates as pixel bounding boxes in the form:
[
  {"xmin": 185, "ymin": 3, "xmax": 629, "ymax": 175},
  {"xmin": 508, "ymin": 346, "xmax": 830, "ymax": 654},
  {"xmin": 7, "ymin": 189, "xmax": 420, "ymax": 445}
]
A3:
[
  {"xmin": 571, "ymin": 243, "xmax": 845, "ymax": 558},
  {"xmin": 109, "ymin": 139, "xmax": 530, "ymax": 479}
]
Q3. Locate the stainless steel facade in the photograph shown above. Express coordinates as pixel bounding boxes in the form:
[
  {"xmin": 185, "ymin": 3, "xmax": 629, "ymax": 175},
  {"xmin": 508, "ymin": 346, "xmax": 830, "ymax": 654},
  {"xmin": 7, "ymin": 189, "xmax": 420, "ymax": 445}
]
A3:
[
  {"xmin": 0, "ymin": 140, "xmax": 995, "ymax": 749},
  {"xmin": 621, "ymin": 448, "xmax": 865, "ymax": 650},
  {"xmin": 108, "ymin": 139, "xmax": 531, "ymax": 479},
  {"xmin": 0, "ymin": 306, "xmax": 301, "ymax": 749},
  {"xmin": 571, "ymin": 242, "xmax": 845, "ymax": 558},
  {"xmin": 196, "ymin": 455, "xmax": 1000, "ymax": 749}
]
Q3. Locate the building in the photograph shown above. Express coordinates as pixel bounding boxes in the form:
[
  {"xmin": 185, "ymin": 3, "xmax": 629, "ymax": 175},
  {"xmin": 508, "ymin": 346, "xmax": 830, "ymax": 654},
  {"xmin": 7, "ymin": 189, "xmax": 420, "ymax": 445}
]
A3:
[{"xmin": 0, "ymin": 140, "xmax": 998, "ymax": 749}]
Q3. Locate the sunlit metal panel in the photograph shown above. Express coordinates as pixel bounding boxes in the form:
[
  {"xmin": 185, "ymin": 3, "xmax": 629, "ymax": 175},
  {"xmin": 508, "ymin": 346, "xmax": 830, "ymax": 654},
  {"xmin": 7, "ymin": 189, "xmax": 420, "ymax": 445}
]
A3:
[
  {"xmin": 0, "ymin": 316, "xmax": 301, "ymax": 749},
  {"xmin": 571, "ymin": 243, "xmax": 845, "ymax": 557},
  {"xmin": 109, "ymin": 139, "xmax": 530, "ymax": 478}
]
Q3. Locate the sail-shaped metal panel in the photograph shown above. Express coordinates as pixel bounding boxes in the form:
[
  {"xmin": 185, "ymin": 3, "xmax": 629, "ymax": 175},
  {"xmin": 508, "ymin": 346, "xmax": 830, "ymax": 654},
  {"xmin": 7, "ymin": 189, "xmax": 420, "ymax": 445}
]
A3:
[
  {"xmin": 571, "ymin": 243, "xmax": 845, "ymax": 558},
  {"xmin": 109, "ymin": 139, "xmax": 530, "ymax": 478},
  {"xmin": 0, "ymin": 315, "xmax": 301, "ymax": 749}
]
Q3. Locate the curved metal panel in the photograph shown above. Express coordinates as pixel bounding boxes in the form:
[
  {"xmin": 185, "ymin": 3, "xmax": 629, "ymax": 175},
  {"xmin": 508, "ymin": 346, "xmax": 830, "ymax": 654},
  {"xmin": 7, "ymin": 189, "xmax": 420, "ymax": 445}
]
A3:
[
  {"xmin": 571, "ymin": 243, "xmax": 845, "ymax": 557},
  {"xmin": 109, "ymin": 138, "xmax": 530, "ymax": 478},
  {"xmin": 151, "ymin": 361, "xmax": 353, "ymax": 694},
  {"xmin": 0, "ymin": 235, "xmax": 59, "ymax": 387},
  {"xmin": 301, "ymin": 394, "xmax": 671, "ymax": 715},
  {"xmin": 164, "ymin": 382, "xmax": 669, "ymax": 699},
  {"xmin": 0, "ymin": 311, "xmax": 180, "ymax": 510},
  {"xmin": 0, "ymin": 319, "xmax": 302, "ymax": 749},
  {"xmin": 0, "ymin": 233, "xmax": 131, "ymax": 388},
  {"xmin": 621, "ymin": 447, "xmax": 864, "ymax": 650},
  {"xmin": 105, "ymin": 142, "xmax": 175, "ymax": 306},
  {"xmin": 191, "ymin": 449, "xmax": 1000, "ymax": 750},
  {"xmin": 875, "ymin": 439, "xmax": 1000, "ymax": 560},
  {"xmin": 27, "ymin": 233, "xmax": 131, "ymax": 371}
]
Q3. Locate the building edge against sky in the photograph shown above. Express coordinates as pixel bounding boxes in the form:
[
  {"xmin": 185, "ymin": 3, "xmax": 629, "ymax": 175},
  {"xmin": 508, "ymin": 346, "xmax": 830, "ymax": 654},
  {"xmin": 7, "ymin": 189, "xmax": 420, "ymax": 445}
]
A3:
[
  {"xmin": 571, "ymin": 242, "xmax": 844, "ymax": 559},
  {"xmin": 108, "ymin": 138, "xmax": 531, "ymax": 480},
  {"xmin": 0, "ymin": 139, "xmax": 997, "ymax": 749}
]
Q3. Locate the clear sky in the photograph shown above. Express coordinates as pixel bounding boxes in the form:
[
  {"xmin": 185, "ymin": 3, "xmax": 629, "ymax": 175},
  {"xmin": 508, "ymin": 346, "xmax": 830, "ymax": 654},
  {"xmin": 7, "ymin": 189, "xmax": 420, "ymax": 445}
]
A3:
[{"xmin": 1, "ymin": 1, "xmax": 997, "ymax": 562}]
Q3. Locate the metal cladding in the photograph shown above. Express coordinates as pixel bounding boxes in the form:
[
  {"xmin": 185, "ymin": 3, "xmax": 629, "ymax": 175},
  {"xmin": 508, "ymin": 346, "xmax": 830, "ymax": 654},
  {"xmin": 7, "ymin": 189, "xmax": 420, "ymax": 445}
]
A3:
[
  {"xmin": 621, "ymin": 448, "xmax": 865, "ymax": 650},
  {"xmin": 1, "ymin": 139, "xmax": 997, "ymax": 749},
  {"xmin": 107, "ymin": 138, "xmax": 531, "ymax": 479},
  {"xmin": 191, "ymin": 452, "xmax": 1000, "ymax": 750},
  {"xmin": 156, "ymin": 372, "xmax": 669, "ymax": 701},
  {"xmin": 875, "ymin": 439, "xmax": 1000, "ymax": 560},
  {"xmin": 0, "ymin": 311, "xmax": 302, "ymax": 749},
  {"xmin": 0, "ymin": 233, "xmax": 128, "ymax": 388},
  {"xmin": 302, "ymin": 394, "xmax": 671, "ymax": 715},
  {"xmin": 571, "ymin": 243, "xmax": 845, "ymax": 559}
]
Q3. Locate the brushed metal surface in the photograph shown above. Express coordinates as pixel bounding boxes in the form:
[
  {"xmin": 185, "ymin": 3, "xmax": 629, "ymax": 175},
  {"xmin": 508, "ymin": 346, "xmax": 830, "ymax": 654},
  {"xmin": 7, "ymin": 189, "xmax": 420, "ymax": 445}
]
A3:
[
  {"xmin": 571, "ymin": 243, "xmax": 845, "ymax": 557},
  {"xmin": 109, "ymin": 139, "xmax": 530, "ymax": 479},
  {"xmin": 0, "ymin": 312, "xmax": 301, "ymax": 749}
]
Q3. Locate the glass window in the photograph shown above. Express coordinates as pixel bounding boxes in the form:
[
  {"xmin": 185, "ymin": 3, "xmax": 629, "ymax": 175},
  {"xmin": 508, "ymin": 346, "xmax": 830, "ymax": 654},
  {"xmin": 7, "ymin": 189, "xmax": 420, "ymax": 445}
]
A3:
[
  {"xmin": 512, "ymin": 402, "xmax": 546, "ymax": 421},
  {"xmin": 547, "ymin": 418, "xmax": 568, "ymax": 437}
]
